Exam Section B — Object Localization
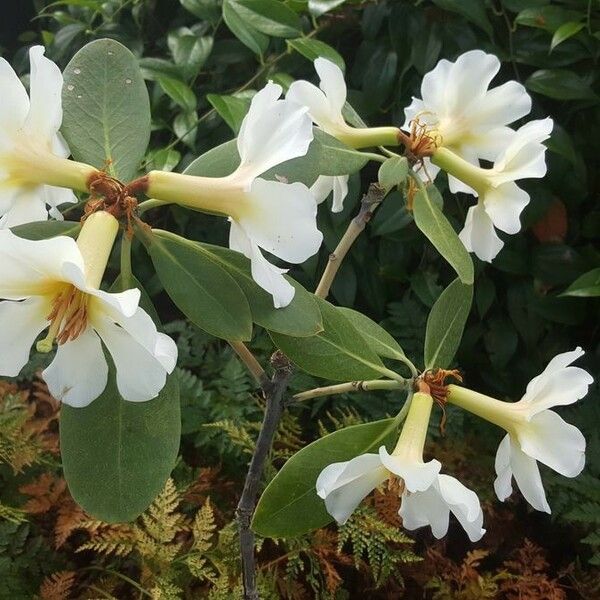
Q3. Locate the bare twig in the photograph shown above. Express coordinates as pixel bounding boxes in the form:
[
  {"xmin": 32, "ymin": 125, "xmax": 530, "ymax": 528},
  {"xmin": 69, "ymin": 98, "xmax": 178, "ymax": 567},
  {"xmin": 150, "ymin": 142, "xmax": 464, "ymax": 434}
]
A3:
[
  {"xmin": 294, "ymin": 378, "xmax": 406, "ymax": 401},
  {"xmin": 236, "ymin": 352, "xmax": 293, "ymax": 600},
  {"xmin": 315, "ymin": 183, "xmax": 386, "ymax": 299},
  {"xmin": 230, "ymin": 340, "xmax": 267, "ymax": 384}
]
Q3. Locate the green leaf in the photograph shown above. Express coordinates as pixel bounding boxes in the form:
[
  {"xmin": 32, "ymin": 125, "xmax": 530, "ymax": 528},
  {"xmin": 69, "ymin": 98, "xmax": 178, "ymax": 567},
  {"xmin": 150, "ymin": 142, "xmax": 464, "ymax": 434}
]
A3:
[
  {"xmin": 196, "ymin": 243, "xmax": 323, "ymax": 337},
  {"xmin": 378, "ymin": 156, "xmax": 408, "ymax": 194},
  {"xmin": 424, "ymin": 278, "xmax": 473, "ymax": 370},
  {"xmin": 287, "ymin": 37, "xmax": 345, "ymax": 70},
  {"xmin": 229, "ymin": 0, "xmax": 302, "ymax": 38},
  {"xmin": 139, "ymin": 229, "xmax": 253, "ymax": 341},
  {"xmin": 308, "ymin": 0, "xmax": 347, "ymax": 18},
  {"xmin": 515, "ymin": 6, "xmax": 582, "ymax": 33},
  {"xmin": 168, "ymin": 28, "xmax": 213, "ymax": 80},
  {"xmin": 560, "ymin": 268, "xmax": 600, "ymax": 298},
  {"xmin": 11, "ymin": 220, "xmax": 81, "ymax": 241},
  {"xmin": 145, "ymin": 148, "xmax": 181, "ymax": 172},
  {"xmin": 526, "ymin": 69, "xmax": 598, "ymax": 101},
  {"xmin": 207, "ymin": 94, "xmax": 251, "ymax": 133},
  {"xmin": 337, "ymin": 307, "xmax": 405, "ymax": 360},
  {"xmin": 551, "ymin": 21, "xmax": 585, "ymax": 51},
  {"xmin": 60, "ymin": 369, "xmax": 180, "ymax": 522},
  {"xmin": 270, "ymin": 297, "xmax": 388, "ymax": 381},
  {"xmin": 432, "ymin": 0, "xmax": 492, "ymax": 36},
  {"xmin": 412, "ymin": 184, "xmax": 474, "ymax": 285},
  {"xmin": 185, "ymin": 139, "xmax": 240, "ymax": 177},
  {"xmin": 222, "ymin": 0, "xmax": 269, "ymax": 55},
  {"xmin": 157, "ymin": 76, "xmax": 197, "ymax": 111},
  {"xmin": 252, "ymin": 419, "xmax": 396, "ymax": 537},
  {"xmin": 179, "ymin": 0, "xmax": 220, "ymax": 22},
  {"xmin": 62, "ymin": 38, "xmax": 151, "ymax": 181}
]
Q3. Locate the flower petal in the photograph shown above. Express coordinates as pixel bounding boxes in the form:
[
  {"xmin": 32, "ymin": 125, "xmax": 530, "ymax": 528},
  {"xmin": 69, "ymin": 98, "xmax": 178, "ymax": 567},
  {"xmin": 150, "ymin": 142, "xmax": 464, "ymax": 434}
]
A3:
[
  {"xmin": 483, "ymin": 181, "xmax": 529, "ymax": 235},
  {"xmin": 331, "ymin": 175, "xmax": 349, "ymax": 213},
  {"xmin": 229, "ymin": 220, "xmax": 295, "ymax": 308},
  {"xmin": 470, "ymin": 80, "xmax": 531, "ymax": 128},
  {"xmin": 507, "ymin": 437, "xmax": 551, "ymax": 513},
  {"xmin": 0, "ymin": 189, "xmax": 48, "ymax": 229},
  {"xmin": 521, "ymin": 347, "xmax": 592, "ymax": 412},
  {"xmin": 24, "ymin": 46, "xmax": 64, "ymax": 143},
  {"xmin": 43, "ymin": 185, "xmax": 77, "ymax": 220},
  {"xmin": 494, "ymin": 434, "xmax": 513, "ymax": 502},
  {"xmin": 310, "ymin": 175, "xmax": 334, "ymax": 204},
  {"xmin": 517, "ymin": 410, "xmax": 586, "ymax": 478},
  {"xmin": 42, "ymin": 327, "xmax": 108, "ymax": 407},
  {"xmin": 238, "ymin": 178, "xmax": 322, "ymax": 264},
  {"xmin": 93, "ymin": 315, "xmax": 170, "ymax": 402},
  {"xmin": 0, "ymin": 57, "xmax": 29, "ymax": 134},
  {"xmin": 236, "ymin": 82, "xmax": 313, "ymax": 180},
  {"xmin": 0, "ymin": 230, "xmax": 83, "ymax": 299},
  {"xmin": 437, "ymin": 474, "xmax": 486, "ymax": 542},
  {"xmin": 400, "ymin": 486, "xmax": 450, "ymax": 538},
  {"xmin": 378, "ymin": 446, "xmax": 441, "ymax": 492},
  {"xmin": 316, "ymin": 454, "xmax": 388, "ymax": 524},
  {"xmin": 286, "ymin": 80, "xmax": 336, "ymax": 130},
  {"xmin": 314, "ymin": 57, "xmax": 347, "ymax": 117},
  {"xmin": 0, "ymin": 297, "xmax": 49, "ymax": 376},
  {"xmin": 420, "ymin": 58, "xmax": 453, "ymax": 116},
  {"xmin": 459, "ymin": 203, "xmax": 504, "ymax": 262}
]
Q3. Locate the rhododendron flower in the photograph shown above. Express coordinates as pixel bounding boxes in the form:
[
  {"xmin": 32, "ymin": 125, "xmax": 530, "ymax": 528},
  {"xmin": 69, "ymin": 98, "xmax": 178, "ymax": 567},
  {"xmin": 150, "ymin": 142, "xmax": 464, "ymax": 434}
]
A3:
[
  {"xmin": 310, "ymin": 174, "xmax": 349, "ymax": 213},
  {"xmin": 0, "ymin": 212, "xmax": 177, "ymax": 407},
  {"xmin": 316, "ymin": 392, "xmax": 485, "ymax": 541},
  {"xmin": 403, "ymin": 49, "xmax": 532, "ymax": 193},
  {"xmin": 432, "ymin": 118, "xmax": 553, "ymax": 261},
  {"xmin": 448, "ymin": 348, "xmax": 593, "ymax": 513},
  {"xmin": 0, "ymin": 46, "xmax": 96, "ymax": 228},
  {"xmin": 287, "ymin": 57, "xmax": 400, "ymax": 149},
  {"xmin": 147, "ymin": 82, "xmax": 322, "ymax": 308}
]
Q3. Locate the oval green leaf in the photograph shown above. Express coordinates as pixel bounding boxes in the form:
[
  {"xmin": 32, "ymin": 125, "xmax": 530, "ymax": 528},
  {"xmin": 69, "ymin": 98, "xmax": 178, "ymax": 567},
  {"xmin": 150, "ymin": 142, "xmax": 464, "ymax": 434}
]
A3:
[
  {"xmin": 252, "ymin": 418, "xmax": 396, "ymax": 537},
  {"xmin": 62, "ymin": 38, "xmax": 151, "ymax": 181},
  {"xmin": 11, "ymin": 220, "xmax": 81, "ymax": 241},
  {"xmin": 60, "ymin": 369, "xmax": 180, "ymax": 522}
]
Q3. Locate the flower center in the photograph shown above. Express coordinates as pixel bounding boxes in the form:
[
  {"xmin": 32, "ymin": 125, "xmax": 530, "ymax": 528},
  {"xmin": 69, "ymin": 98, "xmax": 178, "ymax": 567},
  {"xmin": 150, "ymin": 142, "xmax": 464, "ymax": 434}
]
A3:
[{"xmin": 37, "ymin": 286, "xmax": 90, "ymax": 352}]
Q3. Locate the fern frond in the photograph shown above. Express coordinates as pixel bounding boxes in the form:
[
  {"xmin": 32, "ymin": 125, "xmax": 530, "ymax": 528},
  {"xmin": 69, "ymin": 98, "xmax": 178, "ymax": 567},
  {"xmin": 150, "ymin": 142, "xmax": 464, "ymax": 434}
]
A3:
[{"xmin": 39, "ymin": 570, "xmax": 76, "ymax": 600}]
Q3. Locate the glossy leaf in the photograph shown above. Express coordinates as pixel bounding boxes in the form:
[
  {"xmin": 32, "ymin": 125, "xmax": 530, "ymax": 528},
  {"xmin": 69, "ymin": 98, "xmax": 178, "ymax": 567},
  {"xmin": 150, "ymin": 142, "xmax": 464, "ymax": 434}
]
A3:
[
  {"xmin": 62, "ymin": 38, "xmax": 151, "ymax": 181},
  {"xmin": 412, "ymin": 184, "xmax": 474, "ymax": 285},
  {"xmin": 270, "ymin": 297, "xmax": 388, "ymax": 381},
  {"xmin": 11, "ymin": 220, "xmax": 81, "ymax": 240},
  {"xmin": 526, "ymin": 69, "xmax": 598, "ymax": 101},
  {"xmin": 560, "ymin": 268, "xmax": 600, "ymax": 298},
  {"xmin": 60, "ymin": 369, "xmax": 180, "ymax": 522},
  {"xmin": 378, "ymin": 156, "xmax": 408, "ymax": 194},
  {"xmin": 432, "ymin": 0, "xmax": 493, "ymax": 36},
  {"xmin": 287, "ymin": 37, "xmax": 345, "ymax": 70},
  {"xmin": 424, "ymin": 278, "xmax": 473, "ymax": 369},
  {"xmin": 158, "ymin": 76, "xmax": 197, "ymax": 111},
  {"xmin": 207, "ymin": 94, "xmax": 251, "ymax": 133},
  {"xmin": 231, "ymin": 0, "xmax": 302, "ymax": 38},
  {"xmin": 252, "ymin": 419, "xmax": 396, "ymax": 537},
  {"xmin": 551, "ymin": 21, "xmax": 585, "ymax": 51},
  {"xmin": 140, "ymin": 229, "xmax": 253, "ymax": 341},
  {"xmin": 222, "ymin": 0, "xmax": 269, "ymax": 55}
]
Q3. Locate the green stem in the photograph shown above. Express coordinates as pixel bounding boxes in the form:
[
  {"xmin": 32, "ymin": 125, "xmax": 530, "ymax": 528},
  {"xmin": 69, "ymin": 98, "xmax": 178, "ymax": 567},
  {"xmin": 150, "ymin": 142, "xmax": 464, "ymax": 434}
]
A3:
[
  {"xmin": 137, "ymin": 198, "xmax": 170, "ymax": 215},
  {"xmin": 120, "ymin": 234, "xmax": 133, "ymax": 285}
]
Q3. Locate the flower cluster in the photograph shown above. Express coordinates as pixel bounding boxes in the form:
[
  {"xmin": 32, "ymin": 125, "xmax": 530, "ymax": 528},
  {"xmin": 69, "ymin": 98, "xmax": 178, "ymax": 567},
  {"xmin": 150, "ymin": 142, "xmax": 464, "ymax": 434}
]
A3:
[{"xmin": 317, "ymin": 350, "xmax": 593, "ymax": 540}]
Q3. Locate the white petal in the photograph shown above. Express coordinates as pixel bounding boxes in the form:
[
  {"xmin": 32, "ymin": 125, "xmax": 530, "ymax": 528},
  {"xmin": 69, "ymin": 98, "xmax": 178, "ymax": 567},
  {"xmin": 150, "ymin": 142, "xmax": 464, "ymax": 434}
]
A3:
[
  {"xmin": 400, "ymin": 486, "xmax": 450, "ymax": 538},
  {"xmin": 446, "ymin": 50, "xmax": 500, "ymax": 117},
  {"xmin": 402, "ymin": 97, "xmax": 427, "ymax": 131},
  {"xmin": 419, "ymin": 58, "xmax": 453, "ymax": 116},
  {"xmin": 236, "ymin": 82, "xmax": 313, "ymax": 180},
  {"xmin": 470, "ymin": 80, "xmax": 531, "ymax": 128},
  {"xmin": 459, "ymin": 203, "xmax": 504, "ymax": 262},
  {"xmin": 494, "ymin": 434, "xmax": 513, "ymax": 502},
  {"xmin": 229, "ymin": 220, "xmax": 295, "ymax": 308},
  {"xmin": 310, "ymin": 175, "xmax": 334, "ymax": 204},
  {"xmin": 81, "ymin": 285, "xmax": 140, "ymax": 320},
  {"xmin": 42, "ymin": 327, "xmax": 108, "ymax": 407},
  {"xmin": 482, "ymin": 181, "xmax": 529, "ymax": 235},
  {"xmin": 43, "ymin": 185, "xmax": 77, "ymax": 220},
  {"xmin": 24, "ymin": 46, "xmax": 64, "ymax": 143},
  {"xmin": 0, "ymin": 57, "xmax": 29, "ymax": 133},
  {"xmin": 314, "ymin": 57, "xmax": 347, "ymax": 117},
  {"xmin": 0, "ymin": 297, "xmax": 49, "ymax": 376},
  {"xmin": 0, "ymin": 230, "xmax": 83, "ymax": 299},
  {"xmin": 286, "ymin": 80, "xmax": 337, "ymax": 130},
  {"xmin": 331, "ymin": 175, "xmax": 349, "ymax": 213},
  {"xmin": 154, "ymin": 332, "xmax": 178, "ymax": 373},
  {"xmin": 238, "ymin": 178, "xmax": 322, "ymax": 264},
  {"xmin": 522, "ymin": 347, "xmax": 592, "ymax": 411},
  {"xmin": 378, "ymin": 446, "xmax": 441, "ymax": 492},
  {"xmin": 437, "ymin": 474, "xmax": 485, "ymax": 542},
  {"xmin": 93, "ymin": 316, "xmax": 170, "ymax": 402},
  {"xmin": 464, "ymin": 126, "xmax": 517, "ymax": 162},
  {"xmin": 508, "ymin": 437, "xmax": 551, "ymax": 513},
  {"xmin": 316, "ymin": 454, "xmax": 388, "ymax": 524},
  {"xmin": 0, "ymin": 189, "xmax": 48, "ymax": 229},
  {"xmin": 517, "ymin": 410, "xmax": 586, "ymax": 478}
]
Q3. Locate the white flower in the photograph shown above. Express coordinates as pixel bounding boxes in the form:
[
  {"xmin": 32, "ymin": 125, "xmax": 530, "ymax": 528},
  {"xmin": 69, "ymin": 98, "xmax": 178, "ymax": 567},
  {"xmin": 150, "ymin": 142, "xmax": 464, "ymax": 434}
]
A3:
[
  {"xmin": 0, "ymin": 46, "xmax": 84, "ymax": 228},
  {"xmin": 0, "ymin": 213, "xmax": 177, "ymax": 408},
  {"xmin": 147, "ymin": 82, "xmax": 322, "ymax": 308},
  {"xmin": 287, "ymin": 57, "xmax": 400, "ymax": 149},
  {"xmin": 316, "ymin": 392, "xmax": 485, "ymax": 541},
  {"xmin": 448, "ymin": 348, "xmax": 593, "ymax": 513},
  {"xmin": 403, "ymin": 49, "xmax": 532, "ymax": 194},
  {"xmin": 310, "ymin": 174, "xmax": 349, "ymax": 212},
  {"xmin": 433, "ymin": 118, "xmax": 553, "ymax": 262}
]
